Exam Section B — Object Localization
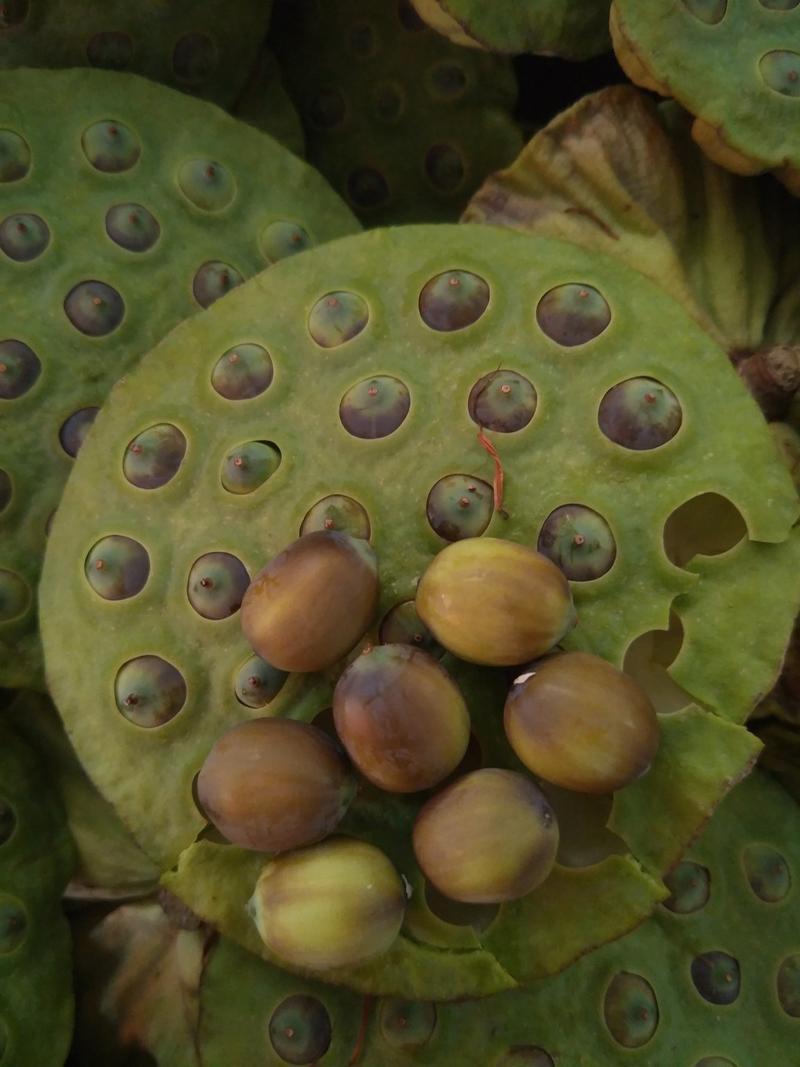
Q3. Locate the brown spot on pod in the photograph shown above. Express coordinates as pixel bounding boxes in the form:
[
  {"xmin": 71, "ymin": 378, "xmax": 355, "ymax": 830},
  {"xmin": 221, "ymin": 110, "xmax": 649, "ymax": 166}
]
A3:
[
  {"xmin": 81, "ymin": 120, "xmax": 140, "ymax": 173},
  {"xmin": 537, "ymin": 504, "xmax": 616, "ymax": 580},
  {"xmin": 0, "ymin": 129, "xmax": 30, "ymax": 183},
  {"xmin": 192, "ymin": 261, "xmax": 243, "ymax": 309},
  {"xmin": 468, "ymin": 370, "xmax": 537, "ymax": 433},
  {"xmin": 220, "ymin": 441, "xmax": 281, "ymax": 494},
  {"xmin": 308, "ymin": 291, "xmax": 368, "ymax": 348},
  {"xmin": 123, "ymin": 423, "xmax": 186, "ymax": 489},
  {"xmin": 178, "ymin": 159, "xmax": 235, "ymax": 212},
  {"xmin": 0, "ymin": 569, "xmax": 30, "ymax": 621},
  {"xmin": 300, "ymin": 494, "xmax": 370, "ymax": 539},
  {"xmin": 260, "ymin": 220, "xmax": 312, "ymax": 265},
  {"xmin": 741, "ymin": 843, "xmax": 791, "ymax": 903},
  {"xmin": 419, "ymin": 270, "xmax": 489, "ymax": 332},
  {"xmin": 378, "ymin": 999, "xmax": 436, "ymax": 1051},
  {"xmin": 59, "ymin": 407, "xmax": 99, "ymax": 457},
  {"xmin": 347, "ymin": 167, "xmax": 391, "ymax": 210},
  {"xmin": 0, "ymin": 339, "xmax": 40, "ymax": 399},
  {"xmin": 269, "ymin": 995, "xmax": 332, "ymax": 1065},
  {"xmin": 379, "ymin": 600, "xmax": 442, "ymax": 657},
  {"xmin": 115, "ymin": 655, "xmax": 187, "ymax": 728},
  {"xmin": 105, "ymin": 203, "xmax": 160, "ymax": 252},
  {"xmin": 761, "ymin": 51, "xmax": 800, "ymax": 97},
  {"xmin": 603, "ymin": 972, "xmax": 659, "ymax": 1048},
  {"xmin": 0, "ymin": 797, "xmax": 15, "ymax": 845},
  {"xmin": 681, "ymin": 0, "xmax": 727, "ymax": 23},
  {"xmin": 426, "ymin": 474, "xmax": 493, "ymax": 541},
  {"xmin": 187, "ymin": 552, "xmax": 250, "ymax": 619},
  {"xmin": 0, "ymin": 213, "xmax": 49, "ymax": 262},
  {"xmin": 86, "ymin": 31, "xmax": 133, "ymax": 70},
  {"xmin": 0, "ymin": 895, "xmax": 27, "ymax": 954},
  {"xmin": 172, "ymin": 32, "xmax": 217, "ymax": 85},
  {"xmin": 691, "ymin": 952, "xmax": 740, "ymax": 1005},
  {"xmin": 425, "ymin": 144, "xmax": 465, "ymax": 193},
  {"xmin": 211, "ymin": 343, "xmax": 273, "ymax": 400},
  {"xmin": 64, "ymin": 281, "xmax": 124, "ymax": 336},
  {"xmin": 307, "ymin": 87, "xmax": 347, "ymax": 130},
  {"xmin": 85, "ymin": 535, "xmax": 150, "ymax": 601},
  {"xmin": 662, "ymin": 860, "xmax": 710, "ymax": 913},
  {"xmin": 234, "ymin": 654, "xmax": 287, "ymax": 708},
  {"xmin": 340, "ymin": 375, "xmax": 410, "ymax": 439},
  {"xmin": 777, "ymin": 954, "xmax": 800, "ymax": 1016},
  {"xmin": 537, "ymin": 283, "xmax": 611, "ymax": 347},
  {"xmin": 598, "ymin": 377, "xmax": 682, "ymax": 450}
]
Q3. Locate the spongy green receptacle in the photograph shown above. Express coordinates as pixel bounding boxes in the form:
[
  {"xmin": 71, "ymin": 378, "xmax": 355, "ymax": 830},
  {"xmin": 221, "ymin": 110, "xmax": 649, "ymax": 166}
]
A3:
[
  {"xmin": 41, "ymin": 223, "xmax": 795, "ymax": 995},
  {"xmin": 269, "ymin": 0, "xmax": 523, "ymax": 223},
  {"xmin": 0, "ymin": 720, "xmax": 74, "ymax": 1067},
  {"xmin": 411, "ymin": 0, "xmax": 611, "ymax": 59},
  {"xmin": 610, "ymin": 0, "xmax": 800, "ymax": 191},
  {"xmin": 0, "ymin": 1, "xmax": 272, "ymax": 109},
  {"xmin": 0, "ymin": 67, "xmax": 358, "ymax": 690}
]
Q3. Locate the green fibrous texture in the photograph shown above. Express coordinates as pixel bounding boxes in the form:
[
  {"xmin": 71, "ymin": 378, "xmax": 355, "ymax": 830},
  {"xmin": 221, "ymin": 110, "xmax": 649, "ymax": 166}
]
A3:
[
  {"xmin": 269, "ymin": 0, "xmax": 523, "ymax": 224},
  {"xmin": 0, "ymin": 67, "xmax": 358, "ymax": 689},
  {"xmin": 0, "ymin": 721, "xmax": 74, "ymax": 1067},
  {"xmin": 411, "ymin": 0, "xmax": 611, "ymax": 59},
  {"xmin": 0, "ymin": 1, "xmax": 272, "ymax": 109},
  {"xmin": 41, "ymin": 223, "xmax": 793, "ymax": 995},
  {"xmin": 610, "ymin": 0, "xmax": 800, "ymax": 193}
]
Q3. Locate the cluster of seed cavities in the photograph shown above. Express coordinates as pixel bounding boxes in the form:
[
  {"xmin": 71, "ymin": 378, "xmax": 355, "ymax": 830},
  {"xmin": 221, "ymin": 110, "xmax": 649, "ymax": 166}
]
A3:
[{"xmin": 0, "ymin": 118, "xmax": 315, "ymax": 625}]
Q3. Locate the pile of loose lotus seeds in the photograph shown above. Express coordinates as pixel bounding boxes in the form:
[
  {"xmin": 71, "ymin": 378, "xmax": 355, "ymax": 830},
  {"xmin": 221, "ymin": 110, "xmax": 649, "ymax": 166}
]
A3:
[{"xmin": 2, "ymin": 2, "xmax": 800, "ymax": 1064}]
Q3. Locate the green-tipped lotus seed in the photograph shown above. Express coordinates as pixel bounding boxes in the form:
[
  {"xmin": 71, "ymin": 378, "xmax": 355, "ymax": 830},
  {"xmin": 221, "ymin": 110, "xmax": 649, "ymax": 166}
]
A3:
[
  {"xmin": 777, "ymin": 954, "xmax": 800, "ymax": 1017},
  {"xmin": 663, "ymin": 860, "xmax": 711, "ymax": 914},
  {"xmin": 114, "ymin": 655, "xmax": 186, "ymax": 728},
  {"xmin": 418, "ymin": 269, "xmax": 489, "ymax": 332},
  {"xmin": 260, "ymin": 220, "xmax": 312, "ymax": 264},
  {"xmin": 536, "ymin": 283, "xmax": 611, "ymax": 347},
  {"xmin": 85, "ymin": 535, "xmax": 149, "ymax": 601},
  {"xmin": 537, "ymin": 504, "xmax": 617, "ymax": 580},
  {"xmin": 0, "ymin": 896, "xmax": 26, "ymax": 954},
  {"xmin": 64, "ymin": 280, "xmax": 125, "ymax": 336},
  {"xmin": 598, "ymin": 377, "xmax": 683, "ymax": 451},
  {"xmin": 504, "ymin": 652, "xmax": 660, "ymax": 793},
  {"xmin": 59, "ymin": 407, "xmax": 99, "ymax": 457},
  {"xmin": 269, "ymin": 995, "xmax": 332, "ymax": 1065},
  {"xmin": 105, "ymin": 203, "xmax": 160, "ymax": 252},
  {"xmin": 0, "ymin": 129, "xmax": 30, "ymax": 182},
  {"xmin": 683, "ymin": 0, "xmax": 727, "ymax": 23},
  {"xmin": 412, "ymin": 768, "xmax": 559, "ymax": 903},
  {"xmin": 300, "ymin": 494, "xmax": 371, "ymax": 539},
  {"xmin": 379, "ymin": 600, "xmax": 442, "ymax": 657},
  {"xmin": 339, "ymin": 375, "xmax": 410, "ymax": 439},
  {"xmin": 378, "ymin": 999, "xmax": 437, "ymax": 1050},
  {"xmin": 416, "ymin": 537, "xmax": 576, "ymax": 666},
  {"xmin": 603, "ymin": 972, "xmax": 659, "ymax": 1048},
  {"xmin": 250, "ymin": 836, "xmax": 406, "ymax": 969},
  {"xmin": 426, "ymin": 474, "xmax": 493, "ymax": 541},
  {"xmin": 197, "ymin": 718, "xmax": 355, "ymax": 852},
  {"xmin": 760, "ymin": 51, "xmax": 800, "ymax": 97},
  {"xmin": 123, "ymin": 423, "xmax": 186, "ymax": 489},
  {"xmin": 0, "ymin": 212, "xmax": 49, "ymax": 261},
  {"xmin": 220, "ymin": 441, "xmax": 281, "ymax": 494},
  {"xmin": 691, "ymin": 952, "xmax": 740, "ymax": 1005},
  {"xmin": 741, "ymin": 843, "xmax": 790, "ymax": 902},
  {"xmin": 468, "ymin": 369, "xmax": 537, "ymax": 433},
  {"xmin": 241, "ymin": 530, "xmax": 379, "ymax": 672},
  {"xmin": 333, "ymin": 644, "xmax": 470, "ymax": 792},
  {"xmin": 178, "ymin": 159, "xmax": 235, "ymax": 212},
  {"xmin": 0, "ymin": 339, "xmax": 41, "ymax": 400},
  {"xmin": 234, "ymin": 654, "xmax": 287, "ymax": 709},
  {"xmin": 211, "ymin": 343, "xmax": 274, "ymax": 400},
  {"xmin": 186, "ymin": 552, "xmax": 249, "ymax": 620},
  {"xmin": 81, "ymin": 119, "xmax": 140, "ymax": 172},
  {"xmin": 192, "ymin": 261, "xmax": 244, "ymax": 308},
  {"xmin": 308, "ymin": 291, "xmax": 369, "ymax": 348}
]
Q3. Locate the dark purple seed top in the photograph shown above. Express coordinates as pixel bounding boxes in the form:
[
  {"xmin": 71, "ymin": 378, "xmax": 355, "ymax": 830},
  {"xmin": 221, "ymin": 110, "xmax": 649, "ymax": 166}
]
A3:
[
  {"xmin": 0, "ymin": 129, "xmax": 30, "ymax": 183},
  {"xmin": 468, "ymin": 370, "xmax": 537, "ymax": 433},
  {"xmin": 691, "ymin": 952, "xmax": 740, "ymax": 1006},
  {"xmin": 308, "ymin": 291, "xmax": 369, "ymax": 348},
  {"xmin": 339, "ymin": 375, "xmax": 410, "ymax": 439},
  {"xmin": 598, "ymin": 377, "xmax": 682, "ymax": 451},
  {"xmin": 81, "ymin": 120, "xmax": 140, "ymax": 173},
  {"xmin": 234, "ymin": 654, "xmax": 288, "ymax": 708},
  {"xmin": 536, "ymin": 283, "xmax": 611, "ymax": 347},
  {"xmin": 220, "ymin": 441, "xmax": 281, "ymax": 495},
  {"xmin": 0, "ymin": 213, "xmax": 49, "ymax": 262},
  {"xmin": 123, "ymin": 423, "xmax": 186, "ymax": 489},
  {"xmin": 85, "ymin": 535, "xmax": 150, "ymax": 601},
  {"xmin": 193, "ymin": 261, "xmax": 243, "ymax": 309},
  {"xmin": 59, "ymin": 407, "xmax": 99, "ymax": 458},
  {"xmin": 105, "ymin": 203, "xmax": 160, "ymax": 253},
  {"xmin": 662, "ymin": 860, "xmax": 710, "ymax": 914},
  {"xmin": 419, "ymin": 270, "xmax": 489, "ymax": 332},
  {"xmin": 0, "ymin": 339, "xmax": 41, "ymax": 399},
  {"xmin": 64, "ymin": 281, "xmax": 125, "ymax": 336},
  {"xmin": 187, "ymin": 552, "xmax": 250, "ymax": 620},
  {"xmin": 178, "ymin": 159, "xmax": 235, "ymax": 212},
  {"xmin": 211, "ymin": 344, "xmax": 274, "ymax": 400},
  {"xmin": 115, "ymin": 655, "xmax": 187, "ymax": 728}
]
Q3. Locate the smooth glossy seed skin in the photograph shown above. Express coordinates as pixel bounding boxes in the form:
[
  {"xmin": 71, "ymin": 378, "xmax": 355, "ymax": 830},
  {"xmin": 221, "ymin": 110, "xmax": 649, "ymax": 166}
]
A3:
[
  {"xmin": 536, "ymin": 283, "xmax": 610, "ymax": 347},
  {"xmin": 0, "ymin": 212, "xmax": 49, "ymax": 261},
  {"xmin": 84, "ymin": 535, "xmax": 149, "ymax": 600},
  {"xmin": 59, "ymin": 407, "xmax": 99, "ymax": 457},
  {"xmin": 691, "ymin": 952, "xmax": 740, "ymax": 1005},
  {"xmin": 379, "ymin": 600, "xmax": 442, "ymax": 657},
  {"xmin": 426, "ymin": 474, "xmax": 493, "ymax": 541},
  {"xmin": 378, "ymin": 999, "xmax": 436, "ymax": 1050},
  {"xmin": 234, "ymin": 654, "xmax": 287, "ymax": 708},
  {"xmin": 220, "ymin": 441, "xmax": 281, "ymax": 494},
  {"xmin": 260, "ymin": 220, "xmax": 312, "ymax": 264},
  {"xmin": 192, "ymin": 261, "xmax": 243, "ymax": 308},
  {"xmin": 603, "ymin": 972, "xmax": 659, "ymax": 1048},
  {"xmin": 186, "ymin": 552, "xmax": 249, "ymax": 619},
  {"xmin": 300, "ymin": 494, "xmax": 370, "ymax": 539},
  {"xmin": 0, "ymin": 569, "xmax": 30, "ymax": 621},
  {"xmin": 269, "ymin": 995, "xmax": 332, "ymax": 1065},
  {"xmin": 598, "ymin": 377, "xmax": 682, "ymax": 451},
  {"xmin": 0, "ymin": 129, "xmax": 30, "ymax": 182},
  {"xmin": 0, "ymin": 339, "xmax": 41, "ymax": 399},
  {"xmin": 241, "ymin": 531, "xmax": 379, "ymax": 672},
  {"xmin": 416, "ymin": 538, "xmax": 576, "ymax": 666},
  {"xmin": 105, "ymin": 203, "xmax": 160, "ymax": 252},
  {"xmin": 663, "ymin": 860, "xmax": 710, "ymax": 913},
  {"xmin": 333, "ymin": 645, "xmax": 470, "ymax": 793},
  {"xmin": 211, "ymin": 343, "xmax": 273, "ymax": 400},
  {"xmin": 505, "ymin": 652, "xmax": 659, "ymax": 793},
  {"xmin": 250, "ymin": 837, "xmax": 405, "ymax": 970},
  {"xmin": 123, "ymin": 423, "xmax": 186, "ymax": 489},
  {"xmin": 197, "ymin": 718, "xmax": 355, "ymax": 852},
  {"xmin": 742, "ymin": 843, "xmax": 790, "ymax": 902},
  {"xmin": 81, "ymin": 120, "xmax": 140, "ymax": 172},
  {"xmin": 413, "ymin": 768, "xmax": 559, "ymax": 904},
  {"xmin": 114, "ymin": 655, "xmax": 186, "ymax": 728},
  {"xmin": 468, "ymin": 370, "xmax": 537, "ymax": 433},
  {"xmin": 178, "ymin": 159, "xmax": 235, "ymax": 211}
]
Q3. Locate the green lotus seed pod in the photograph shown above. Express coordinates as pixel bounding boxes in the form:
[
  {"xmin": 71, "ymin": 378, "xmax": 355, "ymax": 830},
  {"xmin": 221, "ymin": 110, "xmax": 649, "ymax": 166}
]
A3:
[
  {"xmin": 249, "ymin": 837, "xmax": 406, "ymax": 970},
  {"xmin": 197, "ymin": 718, "xmax": 356, "ymax": 853},
  {"xmin": 416, "ymin": 538, "xmax": 576, "ymax": 666},
  {"xmin": 413, "ymin": 768, "xmax": 559, "ymax": 903},
  {"xmin": 504, "ymin": 652, "xmax": 660, "ymax": 794},
  {"xmin": 333, "ymin": 644, "xmax": 470, "ymax": 792},
  {"xmin": 241, "ymin": 530, "xmax": 379, "ymax": 672}
]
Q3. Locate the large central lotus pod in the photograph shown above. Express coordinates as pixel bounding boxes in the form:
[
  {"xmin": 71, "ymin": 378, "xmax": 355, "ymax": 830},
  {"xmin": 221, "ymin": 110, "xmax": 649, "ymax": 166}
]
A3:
[
  {"xmin": 269, "ymin": 0, "xmax": 523, "ymax": 224},
  {"xmin": 410, "ymin": 0, "xmax": 612, "ymax": 60},
  {"xmin": 0, "ymin": 67, "xmax": 358, "ymax": 690},
  {"xmin": 0, "ymin": 721, "xmax": 74, "ymax": 1067},
  {"xmin": 610, "ymin": 0, "xmax": 800, "ymax": 195},
  {"xmin": 0, "ymin": 0, "xmax": 273, "ymax": 109},
  {"xmin": 40, "ymin": 225, "xmax": 795, "ymax": 997}
]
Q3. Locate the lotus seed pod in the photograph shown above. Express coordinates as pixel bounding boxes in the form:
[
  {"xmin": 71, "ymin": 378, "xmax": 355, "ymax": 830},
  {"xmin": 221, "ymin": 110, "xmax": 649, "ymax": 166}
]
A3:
[
  {"xmin": 413, "ymin": 768, "xmax": 558, "ymax": 903},
  {"xmin": 333, "ymin": 644, "xmax": 470, "ymax": 792},
  {"xmin": 416, "ymin": 538, "xmax": 576, "ymax": 666},
  {"xmin": 505, "ymin": 652, "xmax": 660, "ymax": 793},
  {"xmin": 249, "ymin": 837, "xmax": 405, "ymax": 970},
  {"xmin": 241, "ymin": 531, "xmax": 379, "ymax": 672},
  {"xmin": 197, "ymin": 718, "xmax": 356, "ymax": 852}
]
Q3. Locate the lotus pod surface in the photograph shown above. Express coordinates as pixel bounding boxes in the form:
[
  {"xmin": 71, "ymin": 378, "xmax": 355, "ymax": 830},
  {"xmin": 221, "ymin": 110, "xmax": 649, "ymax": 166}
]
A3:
[
  {"xmin": 410, "ymin": 0, "xmax": 612, "ymax": 60},
  {"xmin": 40, "ymin": 223, "xmax": 795, "ymax": 995},
  {"xmin": 610, "ymin": 0, "xmax": 800, "ymax": 195},
  {"xmin": 0, "ymin": 720, "xmax": 74, "ymax": 1067},
  {"xmin": 231, "ymin": 47, "xmax": 306, "ymax": 158},
  {"xmin": 269, "ymin": 0, "xmax": 523, "ymax": 224},
  {"xmin": 0, "ymin": 0, "xmax": 272, "ymax": 109},
  {"xmin": 0, "ymin": 67, "xmax": 358, "ymax": 690}
]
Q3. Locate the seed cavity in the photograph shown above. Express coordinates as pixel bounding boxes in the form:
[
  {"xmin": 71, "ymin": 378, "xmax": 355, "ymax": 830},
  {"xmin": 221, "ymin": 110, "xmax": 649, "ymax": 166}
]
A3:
[
  {"xmin": 760, "ymin": 0, "xmax": 799, "ymax": 7},
  {"xmin": 427, "ymin": 61, "xmax": 467, "ymax": 100},
  {"xmin": 760, "ymin": 51, "xmax": 800, "ymax": 97},
  {"xmin": 0, "ymin": 212, "xmax": 49, "ymax": 262},
  {"xmin": 340, "ymin": 375, "xmax": 410, "ymax": 439},
  {"xmin": 379, "ymin": 600, "xmax": 442, "ymax": 658},
  {"xmin": 426, "ymin": 474, "xmax": 493, "ymax": 541},
  {"xmin": 307, "ymin": 87, "xmax": 347, "ymax": 130},
  {"xmin": 0, "ymin": 339, "xmax": 41, "ymax": 399},
  {"xmin": 234, "ymin": 654, "xmax": 287, "ymax": 708},
  {"xmin": 0, "ymin": 798, "xmax": 15, "ymax": 845},
  {"xmin": 542, "ymin": 786, "xmax": 625, "ymax": 868},
  {"xmin": 260, "ymin": 220, "xmax": 312, "ymax": 264},
  {"xmin": 115, "ymin": 655, "xmax": 187, "ymax": 728},
  {"xmin": 495, "ymin": 1050, "xmax": 555, "ymax": 1067},
  {"xmin": 124, "ymin": 423, "xmax": 186, "ymax": 489},
  {"xmin": 423, "ymin": 880, "xmax": 499, "ymax": 931},
  {"xmin": 681, "ymin": 0, "xmax": 727, "ymax": 23},
  {"xmin": 0, "ymin": 470, "xmax": 9, "ymax": 513},
  {"xmin": 221, "ymin": 441, "xmax": 281, "ymax": 494},
  {"xmin": 308, "ymin": 291, "xmax": 369, "ymax": 348},
  {"xmin": 0, "ymin": 896, "xmax": 27, "ymax": 955},
  {"xmin": 85, "ymin": 535, "xmax": 150, "ymax": 601},
  {"xmin": 419, "ymin": 270, "xmax": 490, "ymax": 332},
  {"xmin": 603, "ymin": 972, "xmax": 659, "ymax": 1048},
  {"xmin": 192, "ymin": 261, "xmax": 243, "ymax": 308},
  {"xmin": 347, "ymin": 167, "xmax": 391, "ymax": 210},
  {"xmin": 300, "ymin": 494, "xmax": 371, "ymax": 539},
  {"xmin": 622, "ymin": 612, "xmax": 693, "ymax": 715},
  {"xmin": 0, "ymin": 129, "xmax": 30, "ymax": 182},
  {"xmin": 211, "ymin": 343, "xmax": 274, "ymax": 400},
  {"xmin": 178, "ymin": 159, "xmax": 236, "ymax": 212},
  {"xmin": 397, "ymin": 0, "xmax": 427, "ymax": 31},
  {"xmin": 691, "ymin": 952, "xmax": 740, "ymax": 1005},
  {"xmin": 741, "ymin": 843, "xmax": 791, "ymax": 902},
  {"xmin": 695, "ymin": 1059, "xmax": 736, "ymax": 1067},
  {"xmin": 468, "ymin": 370, "xmax": 537, "ymax": 433},
  {"xmin": 268, "ymin": 995, "xmax": 332, "ymax": 1065},
  {"xmin": 378, "ymin": 999, "xmax": 437, "ymax": 1050},
  {"xmin": 663, "ymin": 493, "xmax": 747, "ymax": 568},
  {"xmin": 105, "ymin": 203, "xmax": 160, "ymax": 252},
  {"xmin": 425, "ymin": 144, "xmax": 465, "ymax": 193},
  {"xmin": 662, "ymin": 860, "xmax": 711, "ymax": 913},
  {"xmin": 172, "ymin": 32, "xmax": 217, "ymax": 85},
  {"xmin": 777, "ymin": 954, "xmax": 800, "ymax": 1016},
  {"xmin": 81, "ymin": 120, "xmax": 140, "ymax": 173},
  {"xmin": 86, "ymin": 30, "xmax": 133, "ymax": 69},
  {"xmin": 348, "ymin": 20, "xmax": 378, "ymax": 57},
  {"xmin": 598, "ymin": 377, "xmax": 682, "ymax": 450},
  {"xmin": 59, "ymin": 407, "xmax": 99, "ymax": 457},
  {"xmin": 537, "ymin": 283, "xmax": 611, "ymax": 347},
  {"xmin": 64, "ymin": 280, "xmax": 125, "ymax": 336},
  {"xmin": 0, "ymin": 569, "xmax": 30, "ymax": 621},
  {"xmin": 538, "ymin": 504, "xmax": 616, "ymax": 580},
  {"xmin": 187, "ymin": 552, "xmax": 250, "ymax": 619},
  {"xmin": 372, "ymin": 82, "xmax": 405, "ymax": 123}
]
